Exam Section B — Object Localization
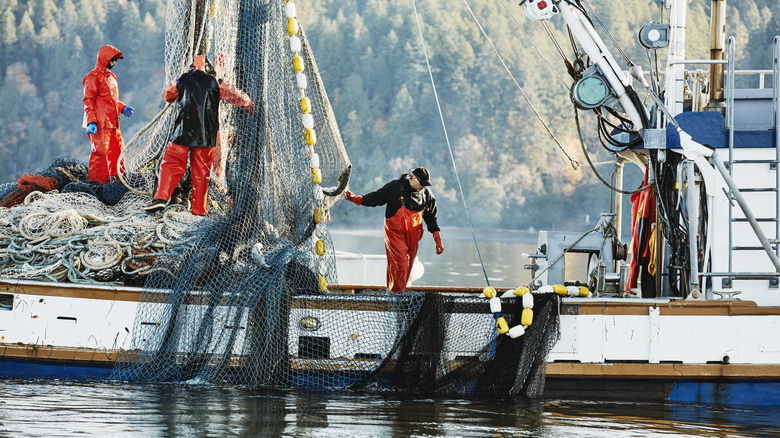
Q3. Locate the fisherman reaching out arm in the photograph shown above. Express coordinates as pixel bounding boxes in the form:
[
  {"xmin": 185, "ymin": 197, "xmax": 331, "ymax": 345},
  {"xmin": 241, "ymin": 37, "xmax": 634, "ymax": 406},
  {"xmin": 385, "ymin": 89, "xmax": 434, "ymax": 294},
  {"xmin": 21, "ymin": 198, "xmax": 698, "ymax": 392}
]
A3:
[{"xmin": 344, "ymin": 167, "xmax": 444, "ymax": 293}]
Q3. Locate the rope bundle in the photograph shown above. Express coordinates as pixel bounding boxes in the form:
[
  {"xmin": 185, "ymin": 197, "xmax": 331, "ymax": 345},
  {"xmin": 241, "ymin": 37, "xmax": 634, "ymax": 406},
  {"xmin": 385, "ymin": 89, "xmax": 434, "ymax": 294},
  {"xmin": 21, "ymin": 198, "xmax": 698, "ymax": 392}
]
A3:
[{"xmin": 0, "ymin": 191, "xmax": 198, "ymax": 285}]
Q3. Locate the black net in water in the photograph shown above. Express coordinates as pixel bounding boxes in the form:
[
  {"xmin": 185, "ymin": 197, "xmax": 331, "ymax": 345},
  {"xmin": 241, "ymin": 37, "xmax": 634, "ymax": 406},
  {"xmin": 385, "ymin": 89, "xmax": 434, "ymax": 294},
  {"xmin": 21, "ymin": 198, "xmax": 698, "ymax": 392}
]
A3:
[{"xmin": 349, "ymin": 292, "xmax": 560, "ymax": 397}]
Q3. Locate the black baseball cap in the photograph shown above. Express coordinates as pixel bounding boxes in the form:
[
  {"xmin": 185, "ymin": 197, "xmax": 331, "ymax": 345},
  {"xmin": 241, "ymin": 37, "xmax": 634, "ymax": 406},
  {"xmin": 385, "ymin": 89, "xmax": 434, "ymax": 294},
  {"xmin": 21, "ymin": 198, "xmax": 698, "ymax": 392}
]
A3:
[{"xmin": 412, "ymin": 167, "xmax": 432, "ymax": 186}]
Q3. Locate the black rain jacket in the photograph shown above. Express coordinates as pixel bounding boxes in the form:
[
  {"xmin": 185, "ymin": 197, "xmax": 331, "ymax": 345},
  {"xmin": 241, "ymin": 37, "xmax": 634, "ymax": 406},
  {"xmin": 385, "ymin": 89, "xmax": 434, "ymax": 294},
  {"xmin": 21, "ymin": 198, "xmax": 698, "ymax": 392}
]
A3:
[{"xmin": 360, "ymin": 173, "xmax": 441, "ymax": 233}]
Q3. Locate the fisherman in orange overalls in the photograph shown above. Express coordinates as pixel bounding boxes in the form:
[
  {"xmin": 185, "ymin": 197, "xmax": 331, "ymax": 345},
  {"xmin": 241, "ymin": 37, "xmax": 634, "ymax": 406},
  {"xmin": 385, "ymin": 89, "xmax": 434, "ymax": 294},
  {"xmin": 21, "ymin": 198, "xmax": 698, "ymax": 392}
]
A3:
[
  {"xmin": 344, "ymin": 167, "xmax": 444, "ymax": 292},
  {"xmin": 82, "ymin": 45, "xmax": 133, "ymax": 184}
]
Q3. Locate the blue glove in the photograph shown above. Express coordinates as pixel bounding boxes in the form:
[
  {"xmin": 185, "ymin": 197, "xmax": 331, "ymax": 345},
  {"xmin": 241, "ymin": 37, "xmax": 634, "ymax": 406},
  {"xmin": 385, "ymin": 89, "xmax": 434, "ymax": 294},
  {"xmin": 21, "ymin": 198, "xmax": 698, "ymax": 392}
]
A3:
[
  {"xmin": 122, "ymin": 106, "xmax": 134, "ymax": 117},
  {"xmin": 86, "ymin": 123, "xmax": 97, "ymax": 134}
]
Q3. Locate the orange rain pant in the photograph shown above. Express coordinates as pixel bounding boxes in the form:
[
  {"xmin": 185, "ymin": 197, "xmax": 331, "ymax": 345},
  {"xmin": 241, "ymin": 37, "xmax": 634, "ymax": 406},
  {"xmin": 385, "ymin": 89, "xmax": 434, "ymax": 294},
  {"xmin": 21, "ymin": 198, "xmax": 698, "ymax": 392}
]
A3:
[
  {"xmin": 384, "ymin": 207, "xmax": 424, "ymax": 293},
  {"xmin": 88, "ymin": 128, "xmax": 124, "ymax": 184},
  {"xmin": 153, "ymin": 142, "xmax": 214, "ymax": 215}
]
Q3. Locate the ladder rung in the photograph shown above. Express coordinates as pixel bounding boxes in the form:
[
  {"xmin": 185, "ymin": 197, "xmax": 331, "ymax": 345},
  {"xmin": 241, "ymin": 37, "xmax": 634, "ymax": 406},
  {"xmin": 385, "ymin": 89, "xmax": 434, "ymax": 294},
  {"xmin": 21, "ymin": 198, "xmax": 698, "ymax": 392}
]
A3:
[
  {"xmin": 732, "ymin": 217, "xmax": 778, "ymax": 222},
  {"xmin": 736, "ymin": 187, "xmax": 778, "ymax": 193},
  {"xmin": 729, "ymin": 159, "xmax": 779, "ymax": 165},
  {"xmin": 732, "ymin": 245, "xmax": 778, "ymax": 251}
]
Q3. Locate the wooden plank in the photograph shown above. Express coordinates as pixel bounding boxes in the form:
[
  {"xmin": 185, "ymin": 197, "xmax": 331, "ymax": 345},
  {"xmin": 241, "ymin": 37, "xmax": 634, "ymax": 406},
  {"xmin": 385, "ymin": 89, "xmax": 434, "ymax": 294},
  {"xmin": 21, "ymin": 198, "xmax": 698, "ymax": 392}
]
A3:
[
  {"xmin": 4, "ymin": 279, "xmax": 780, "ymax": 316},
  {"xmin": 4, "ymin": 342, "xmax": 779, "ymax": 382},
  {"xmin": 0, "ymin": 343, "xmax": 119, "ymax": 364},
  {"xmin": 0, "ymin": 280, "xmax": 145, "ymax": 302},
  {"xmin": 571, "ymin": 299, "xmax": 780, "ymax": 316}
]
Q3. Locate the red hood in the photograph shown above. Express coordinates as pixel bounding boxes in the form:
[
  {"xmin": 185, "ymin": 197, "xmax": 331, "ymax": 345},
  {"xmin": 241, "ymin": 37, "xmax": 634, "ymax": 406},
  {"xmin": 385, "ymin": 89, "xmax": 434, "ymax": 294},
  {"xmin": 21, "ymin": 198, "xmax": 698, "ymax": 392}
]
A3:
[{"xmin": 95, "ymin": 45, "xmax": 123, "ymax": 72}]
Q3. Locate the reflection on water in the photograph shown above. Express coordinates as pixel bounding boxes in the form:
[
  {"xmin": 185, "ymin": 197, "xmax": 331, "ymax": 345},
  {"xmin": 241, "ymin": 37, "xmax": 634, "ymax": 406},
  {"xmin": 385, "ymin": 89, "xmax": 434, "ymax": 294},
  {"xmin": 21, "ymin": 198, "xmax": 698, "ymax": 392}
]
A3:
[{"xmin": 1, "ymin": 381, "xmax": 778, "ymax": 437}]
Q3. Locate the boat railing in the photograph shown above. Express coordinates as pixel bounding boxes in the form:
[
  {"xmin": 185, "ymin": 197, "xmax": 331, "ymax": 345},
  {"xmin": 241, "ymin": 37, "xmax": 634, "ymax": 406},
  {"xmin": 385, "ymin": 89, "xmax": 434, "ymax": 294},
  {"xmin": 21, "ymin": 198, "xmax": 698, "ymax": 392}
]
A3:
[{"xmin": 674, "ymin": 37, "xmax": 780, "ymax": 295}]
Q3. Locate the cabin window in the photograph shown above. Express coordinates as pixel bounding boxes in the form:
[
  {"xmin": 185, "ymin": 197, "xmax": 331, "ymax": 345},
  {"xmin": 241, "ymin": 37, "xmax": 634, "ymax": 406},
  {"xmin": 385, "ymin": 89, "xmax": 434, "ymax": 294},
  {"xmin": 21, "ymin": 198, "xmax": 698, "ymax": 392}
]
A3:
[{"xmin": 0, "ymin": 293, "xmax": 12, "ymax": 311}]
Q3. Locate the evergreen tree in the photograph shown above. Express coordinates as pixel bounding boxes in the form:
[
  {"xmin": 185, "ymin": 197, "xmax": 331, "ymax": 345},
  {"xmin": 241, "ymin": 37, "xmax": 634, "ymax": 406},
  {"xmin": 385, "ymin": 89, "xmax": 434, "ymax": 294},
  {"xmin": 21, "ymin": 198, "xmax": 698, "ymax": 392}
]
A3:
[{"xmin": 0, "ymin": 8, "xmax": 17, "ymax": 46}]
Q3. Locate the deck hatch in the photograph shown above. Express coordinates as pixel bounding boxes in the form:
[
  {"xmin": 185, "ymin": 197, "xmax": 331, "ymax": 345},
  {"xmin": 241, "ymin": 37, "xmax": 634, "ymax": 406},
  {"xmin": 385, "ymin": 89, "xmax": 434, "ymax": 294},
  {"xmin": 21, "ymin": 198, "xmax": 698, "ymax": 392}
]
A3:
[{"xmin": 0, "ymin": 293, "xmax": 12, "ymax": 311}]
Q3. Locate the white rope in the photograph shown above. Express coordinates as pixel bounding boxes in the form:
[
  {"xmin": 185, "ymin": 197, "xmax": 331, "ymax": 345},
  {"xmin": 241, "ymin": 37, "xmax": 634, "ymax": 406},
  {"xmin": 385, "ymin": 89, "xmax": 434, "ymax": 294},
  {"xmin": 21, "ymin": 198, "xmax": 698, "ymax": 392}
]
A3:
[{"xmin": 1, "ymin": 193, "xmax": 200, "ymax": 283}]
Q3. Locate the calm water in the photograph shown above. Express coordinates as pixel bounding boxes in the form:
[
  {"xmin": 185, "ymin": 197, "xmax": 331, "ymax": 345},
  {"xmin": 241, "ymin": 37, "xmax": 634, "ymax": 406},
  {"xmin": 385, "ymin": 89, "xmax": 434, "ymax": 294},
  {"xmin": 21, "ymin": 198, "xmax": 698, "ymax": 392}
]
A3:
[
  {"xmin": 3, "ymin": 229, "xmax": 779, "ymax": 437},
  {"xmin": 2, "ymin": 381, "xmax": 779, "ymax": 437}
]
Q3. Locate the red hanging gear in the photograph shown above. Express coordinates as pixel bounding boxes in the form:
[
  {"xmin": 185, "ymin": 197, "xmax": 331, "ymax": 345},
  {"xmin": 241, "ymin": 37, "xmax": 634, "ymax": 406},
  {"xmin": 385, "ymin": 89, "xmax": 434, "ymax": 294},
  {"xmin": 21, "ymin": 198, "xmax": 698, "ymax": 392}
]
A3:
[
  {"xmin": 626, "ymin": 165, "xmax": 656, "ymax": 293},
  {"xmin": 0, "ymin": 174, "xmax": 59, "ymax": 208}
]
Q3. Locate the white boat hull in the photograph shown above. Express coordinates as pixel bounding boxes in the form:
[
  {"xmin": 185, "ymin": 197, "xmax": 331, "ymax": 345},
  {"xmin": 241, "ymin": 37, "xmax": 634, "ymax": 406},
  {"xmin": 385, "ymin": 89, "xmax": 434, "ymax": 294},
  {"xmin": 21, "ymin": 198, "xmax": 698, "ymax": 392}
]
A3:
[{"xmin": 3, "ymin": 279, "xmax": 780, "ymax": 405}]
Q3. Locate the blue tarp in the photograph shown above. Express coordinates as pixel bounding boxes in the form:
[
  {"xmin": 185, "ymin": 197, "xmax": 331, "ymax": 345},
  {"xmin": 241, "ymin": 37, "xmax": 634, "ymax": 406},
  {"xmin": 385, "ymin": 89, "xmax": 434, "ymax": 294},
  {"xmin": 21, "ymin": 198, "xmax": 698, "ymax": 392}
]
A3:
[{"xmin": 665, "ymin": 111, "xmax": 776, "ymax": 149}]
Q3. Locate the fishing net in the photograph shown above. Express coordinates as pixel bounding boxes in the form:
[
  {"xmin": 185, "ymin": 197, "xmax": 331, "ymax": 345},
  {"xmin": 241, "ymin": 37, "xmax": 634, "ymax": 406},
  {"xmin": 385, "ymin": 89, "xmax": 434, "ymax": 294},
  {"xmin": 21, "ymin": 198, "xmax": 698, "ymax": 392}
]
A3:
[
  {"xmin": 0, "ymin": 0, "xmax": 559, "ymax": 396},
  {"xmin": 350, "ymin": 292, "xmax": 560, "ymax": 396},
  {"xmin": 109, "ymin": 0, "xmax": 560, "ymax": 395},
  {"xmin": 108, "ymin": 0, "xmax": 353, "ymax": 385}
]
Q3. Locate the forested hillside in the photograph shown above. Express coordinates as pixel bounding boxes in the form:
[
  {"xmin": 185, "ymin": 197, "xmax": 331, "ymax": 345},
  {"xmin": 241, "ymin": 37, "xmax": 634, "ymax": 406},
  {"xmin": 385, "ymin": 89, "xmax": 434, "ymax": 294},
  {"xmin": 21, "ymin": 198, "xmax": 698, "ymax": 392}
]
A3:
[{"xmin": 1, "ymin": 0, "xmax": 778, "ymax": 231}]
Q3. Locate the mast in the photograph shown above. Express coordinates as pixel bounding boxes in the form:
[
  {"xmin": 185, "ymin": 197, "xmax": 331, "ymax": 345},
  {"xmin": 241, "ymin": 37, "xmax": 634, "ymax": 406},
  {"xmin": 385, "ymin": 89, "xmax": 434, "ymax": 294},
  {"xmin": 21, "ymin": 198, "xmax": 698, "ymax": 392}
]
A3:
[
  {"xmin": 705, "ymin": 0, "xmax": 727, "ymax": 112},
  {"xmin": 663, "ymin": 0, "xmax": 687, "ymax": 118}
]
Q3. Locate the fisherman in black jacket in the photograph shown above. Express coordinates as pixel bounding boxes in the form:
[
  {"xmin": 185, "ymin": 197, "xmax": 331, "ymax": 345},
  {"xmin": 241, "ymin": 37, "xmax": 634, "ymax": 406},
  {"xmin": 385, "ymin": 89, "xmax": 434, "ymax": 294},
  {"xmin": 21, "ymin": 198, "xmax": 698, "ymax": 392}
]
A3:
[
  {"xmin": 145, "ymin": 54, "xmax": 254, "ymax": 215},
  {"xmin": 344, "ymin": 167, "xmax": 444, "ymax": 292}
]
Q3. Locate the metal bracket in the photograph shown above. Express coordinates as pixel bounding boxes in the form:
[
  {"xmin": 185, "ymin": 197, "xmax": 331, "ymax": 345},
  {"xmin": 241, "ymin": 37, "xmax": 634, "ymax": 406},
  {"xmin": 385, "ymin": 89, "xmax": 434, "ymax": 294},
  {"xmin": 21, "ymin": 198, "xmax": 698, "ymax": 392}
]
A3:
[
  {"xmin": 722, "ymin": 187, "xmax": 736, "ymax": 207},
  {"xmin": 721, "ymin": 277, "xmax": 733, "ymax": 288},
  {"xmin": 713, "ymin": 290, "xmax": 742, "ymax": 300}
]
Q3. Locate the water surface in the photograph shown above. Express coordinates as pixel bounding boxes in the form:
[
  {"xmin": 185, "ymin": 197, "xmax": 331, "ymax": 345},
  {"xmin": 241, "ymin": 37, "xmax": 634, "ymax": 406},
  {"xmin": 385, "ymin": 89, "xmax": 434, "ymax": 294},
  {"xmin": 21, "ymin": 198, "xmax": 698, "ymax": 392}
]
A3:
[{"xmin": 2, "ymin": 381, "xmax": 778, "ymax": 437}]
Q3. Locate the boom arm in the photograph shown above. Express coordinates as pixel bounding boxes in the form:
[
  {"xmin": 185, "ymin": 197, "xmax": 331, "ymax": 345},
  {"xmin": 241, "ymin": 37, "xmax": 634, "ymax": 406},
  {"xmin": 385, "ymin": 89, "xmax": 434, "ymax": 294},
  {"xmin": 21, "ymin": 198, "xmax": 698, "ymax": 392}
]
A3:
[{"xmin": 523, "ymin": 0, "xmax": 648, "ymax": 130}]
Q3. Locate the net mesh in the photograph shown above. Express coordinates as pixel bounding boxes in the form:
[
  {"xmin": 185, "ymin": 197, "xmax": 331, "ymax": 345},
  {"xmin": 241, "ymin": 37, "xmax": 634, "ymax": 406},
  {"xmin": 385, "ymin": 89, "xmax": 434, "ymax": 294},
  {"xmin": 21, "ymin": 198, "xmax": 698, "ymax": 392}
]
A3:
[
  {"xmin": 0, "ymin": 0, "xmax": 559, "ymax": 397},
  {"xmin": 349, "ymin": 293, "xmax": 560, "ymax": 396},
  {"xmin": 109, "ymin": 0, "xmax": 352, "ymax": 386}
]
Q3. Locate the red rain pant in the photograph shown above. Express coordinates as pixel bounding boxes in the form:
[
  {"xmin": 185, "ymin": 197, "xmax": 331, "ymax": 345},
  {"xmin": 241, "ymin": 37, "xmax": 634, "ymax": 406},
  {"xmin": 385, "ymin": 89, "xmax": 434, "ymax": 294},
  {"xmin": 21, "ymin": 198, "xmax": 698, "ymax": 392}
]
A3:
[
  {"xmin": 88, "ymin": 128, "xmax": 124, "ymax": 184},
  {"xmin": 384, "ymin": 207, "xmax": 424, "ymax": 293},
  {"xmin": 153, "ymin": 142, "xmax": 214, "ymax": 215}
]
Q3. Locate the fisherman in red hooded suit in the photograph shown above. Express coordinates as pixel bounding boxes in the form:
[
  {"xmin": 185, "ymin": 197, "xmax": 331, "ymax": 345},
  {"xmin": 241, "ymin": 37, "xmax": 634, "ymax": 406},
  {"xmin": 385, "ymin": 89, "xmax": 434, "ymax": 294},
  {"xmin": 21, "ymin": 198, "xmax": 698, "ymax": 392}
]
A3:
[{"xmin": 82, "ymin": 45, "xmax": 133, "ymax": 184}]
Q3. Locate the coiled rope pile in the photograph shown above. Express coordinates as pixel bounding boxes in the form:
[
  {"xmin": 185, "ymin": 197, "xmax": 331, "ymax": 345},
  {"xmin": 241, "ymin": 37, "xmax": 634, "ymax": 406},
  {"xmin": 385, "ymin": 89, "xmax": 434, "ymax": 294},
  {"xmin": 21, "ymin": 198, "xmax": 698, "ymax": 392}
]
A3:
[{"xmin": 0, "ymin": 189, "xmax": 199, "ymax": 285}]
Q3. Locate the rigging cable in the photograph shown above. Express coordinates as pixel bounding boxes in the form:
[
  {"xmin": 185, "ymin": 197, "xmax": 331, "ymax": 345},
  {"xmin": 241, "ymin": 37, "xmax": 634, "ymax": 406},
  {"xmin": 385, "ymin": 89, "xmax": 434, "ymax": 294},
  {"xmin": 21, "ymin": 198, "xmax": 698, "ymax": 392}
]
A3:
[
  {"xmin": 497, "ymin": 0, "xmax": 570, "ymax": 90},
  {"xmin": 578, "ymin": 0, "xmax": 633, "ymax": 65},
  {"xmin": 541, "ymin": 21, "xmax": 571, "ymax": 75},
  {"xmin": 461, "ymin": 0, "xmax": 580, "ymax": 171},
  {"xmin": 410, "ymin": 0, "xmax": 490, "ymax": 286},
  {"xmin": 575, "ymin": 109, "xmax": 652, "ymax": 195}
]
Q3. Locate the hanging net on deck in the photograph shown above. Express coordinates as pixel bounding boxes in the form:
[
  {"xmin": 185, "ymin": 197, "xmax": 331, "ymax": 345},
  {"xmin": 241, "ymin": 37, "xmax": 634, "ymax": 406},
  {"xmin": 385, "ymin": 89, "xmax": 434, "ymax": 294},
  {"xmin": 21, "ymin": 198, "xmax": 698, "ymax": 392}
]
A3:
[
  {"xmin": 350, "ymin": 292, "xmax": 560, "ymax": 397},
  {"xmin": 109, "ymin": 0, "xmax": 354, "ymax": 386}
]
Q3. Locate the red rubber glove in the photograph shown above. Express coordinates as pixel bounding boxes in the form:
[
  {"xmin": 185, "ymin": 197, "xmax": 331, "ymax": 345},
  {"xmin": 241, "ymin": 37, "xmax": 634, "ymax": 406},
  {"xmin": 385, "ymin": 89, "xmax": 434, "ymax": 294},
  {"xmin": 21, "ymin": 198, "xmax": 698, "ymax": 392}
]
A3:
[
  {"xmin": 433, "ymin": 231, "xmax": 444, "ymax": 255},
  {"xmin": 344, "ymin": 190, "xmax": 363, "ymax": 205}
]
